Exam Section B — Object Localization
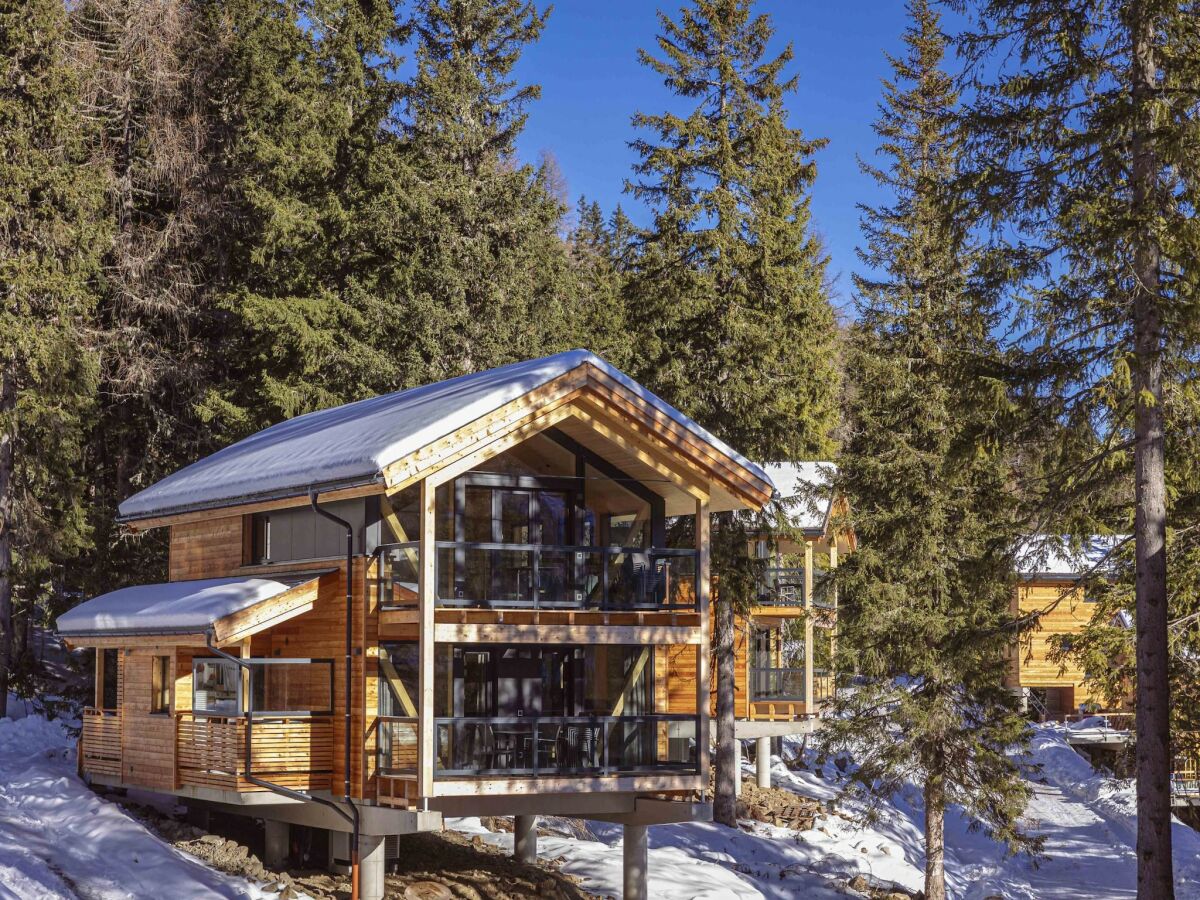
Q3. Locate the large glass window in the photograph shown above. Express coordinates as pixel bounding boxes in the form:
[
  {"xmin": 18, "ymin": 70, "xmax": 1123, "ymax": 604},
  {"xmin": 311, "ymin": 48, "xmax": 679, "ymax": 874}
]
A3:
[{"xmin": 192, "ymin": 659, "xmax": 240, "ymax": 716}]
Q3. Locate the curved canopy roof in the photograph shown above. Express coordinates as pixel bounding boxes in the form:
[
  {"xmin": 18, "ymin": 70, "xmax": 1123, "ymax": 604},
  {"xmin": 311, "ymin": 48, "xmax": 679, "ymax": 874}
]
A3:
[{"xmin": 119, "ymin": 350, "xmax": 773, "ymax": 523}]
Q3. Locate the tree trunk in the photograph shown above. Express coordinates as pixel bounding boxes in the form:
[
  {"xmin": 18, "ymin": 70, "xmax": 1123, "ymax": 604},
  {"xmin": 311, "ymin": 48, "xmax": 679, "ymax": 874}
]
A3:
[
  {"xmin": 713, "ymin": 593, "xmax": 737, "ymax": 826},
  {"xmin": 1130, "ymin": 10, "xmax": 1174, "ymax": 899},
  {"xmin": 924, "ymin": 773, "xmax": 946, "ymax": 900},
  {"xmin": 0, "ymin": 369, "xmax": 14, "ymax": 720}
]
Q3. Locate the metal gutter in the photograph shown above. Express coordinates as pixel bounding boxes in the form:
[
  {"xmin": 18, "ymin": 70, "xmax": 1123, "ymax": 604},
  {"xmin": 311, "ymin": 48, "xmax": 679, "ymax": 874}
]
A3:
[{"xmin": 115, "ymin": 473, "xmax": 384, "ymax": 525}]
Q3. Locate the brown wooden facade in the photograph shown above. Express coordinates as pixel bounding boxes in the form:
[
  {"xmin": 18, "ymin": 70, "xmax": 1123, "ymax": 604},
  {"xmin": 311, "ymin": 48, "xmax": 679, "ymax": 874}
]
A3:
[{"xmin": 66, "ymin": 357, "xmax": 773, "ymax": 825}]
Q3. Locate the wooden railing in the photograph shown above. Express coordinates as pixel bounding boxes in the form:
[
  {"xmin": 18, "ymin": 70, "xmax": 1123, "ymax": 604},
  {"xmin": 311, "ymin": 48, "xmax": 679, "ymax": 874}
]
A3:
[
  {"xmin": 176, "ymin": 713, "xmax": 333, "ymax": 793},
  {"xmin": 1173, "ymin": 732, "xmax": 1200, "ymax": 801},
  {"xmin": 80, "ymin": 708, "xmax": 122, "ymax": 779}
]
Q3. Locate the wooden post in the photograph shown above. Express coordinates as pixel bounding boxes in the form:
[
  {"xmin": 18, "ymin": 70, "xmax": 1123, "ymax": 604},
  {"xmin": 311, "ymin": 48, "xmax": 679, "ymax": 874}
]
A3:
[
  {"xmin": 804, "ymin": 541, "xmax": 814, "ymax": 712},
  {"xmin": 695, "ymin": 496, "xmax": 710, "ymax": 785},
  {"xmin": 418, "ymin": 476, "xmax": 436, "ymax": 801}
]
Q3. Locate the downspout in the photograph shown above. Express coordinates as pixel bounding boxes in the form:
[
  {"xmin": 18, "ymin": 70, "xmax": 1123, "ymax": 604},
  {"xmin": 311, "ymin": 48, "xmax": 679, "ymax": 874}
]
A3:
[
  {"xmin": 310, "ymin": 490, "xmax": 362, "ymax": 899},
  {"xmin": 203, "ymin": 630, "xmax": 360, "ymax": 894}
]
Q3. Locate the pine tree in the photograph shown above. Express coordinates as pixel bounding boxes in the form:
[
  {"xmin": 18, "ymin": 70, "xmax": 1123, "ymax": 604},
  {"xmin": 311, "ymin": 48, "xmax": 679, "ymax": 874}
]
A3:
[
  {"xmin": 394, "ymin": 0, "xmax": 577, "ymax": 383},
  {"xmin": 822, "ymin": 6, "xmax": 1034, "ymax": 898},
  {"xmin": 953, "ymin": 3, "xmax": 1200, "ymax": 893},
  {"xmin": 199, "ymin": 0, "xmax": 411, "ymax": 434},
  {"xmin": 626, "ymin": 0, "xmax": 838, "ymax": 827},
  {"xmin": 0, "ymin": 0, "xmax": 107, "ymax": 714}
]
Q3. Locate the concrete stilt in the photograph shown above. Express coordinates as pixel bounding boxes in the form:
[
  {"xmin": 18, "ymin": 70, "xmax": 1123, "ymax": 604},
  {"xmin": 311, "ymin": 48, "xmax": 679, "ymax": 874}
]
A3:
[
  {"xmin": 359, "ymin": 834, "xmax": 387, "ymax": 900},
  {"xmin": 623, "ymin": 824, "xmax": 648, "ymax": 900},
  {"xmin": 756, "ymin": 736, "xmax": 771, "ymax": 789},
  {"xmin": 513, "ymin": 814, "xmax": 537, "ymax": 864},
  {"xmin": 327, "ymin": 829, "xmax": 350, "ymax": 875},
  {"xmin": 263, "ymin": 818, "xmax": 289, "ymax": 870}
]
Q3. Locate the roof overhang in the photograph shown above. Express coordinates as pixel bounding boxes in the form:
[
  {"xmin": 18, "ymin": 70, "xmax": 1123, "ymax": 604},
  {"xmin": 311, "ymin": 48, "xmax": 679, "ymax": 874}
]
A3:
[
  {"xmin": 58, "ymin": 571, "xmax": 332, "ymax": 648},
  {"xmin": 121, "ymin": 355, "xmax": 775, "ymax": 529}
]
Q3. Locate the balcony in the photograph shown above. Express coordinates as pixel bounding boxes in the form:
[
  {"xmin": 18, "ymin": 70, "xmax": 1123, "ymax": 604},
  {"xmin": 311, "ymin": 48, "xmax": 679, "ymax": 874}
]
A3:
[
  {"xmin": 430, "ymin": 714, "xmax": 698, "ymax": 777},
  {"xmin": 78, "ymin": 707, "xmax": 333, "ymax": 793},
  {"xmin": 377, "ymin": 541, "xmax": 698, "ymax": 612},
  {"xmin": 749, "ymin": 666, "xmax": 833, "ymax": 704},
  {"xmin": 755, "ymin": 567, "xmax": 836, "ymax": 610}
]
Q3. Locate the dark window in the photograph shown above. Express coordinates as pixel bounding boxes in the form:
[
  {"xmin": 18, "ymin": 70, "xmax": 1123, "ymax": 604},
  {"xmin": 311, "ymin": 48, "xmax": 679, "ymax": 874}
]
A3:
[
  {"xmin": 151, "ymin": 655, "xmax": 171, "ymax": 714},
  {"xmin": 101, "ymin": 648, "xmax": 119, "ymax": 710}
]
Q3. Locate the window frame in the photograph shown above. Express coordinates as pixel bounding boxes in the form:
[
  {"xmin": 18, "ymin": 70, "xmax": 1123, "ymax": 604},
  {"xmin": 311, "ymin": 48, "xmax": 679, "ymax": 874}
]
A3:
[{"xmin": 150, "ymin": 654, "xmax": 171, "ymax": 716}]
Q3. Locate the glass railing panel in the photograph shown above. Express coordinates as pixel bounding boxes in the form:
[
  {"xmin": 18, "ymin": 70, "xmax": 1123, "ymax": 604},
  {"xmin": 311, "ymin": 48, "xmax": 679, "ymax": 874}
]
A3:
[
  {"xmin": 750, "ymin": 666, "xmax": 807, "ymax": 701},
  {"xmin": 377, "ymin": 716, "xmax": 418, "ymax": 775},
  {"xmin": 432, "ymin": 715, "xmax": 700, "ymax": 776},
  {"xmin": 381, "ymin": 541, "xmax": 700, "ymax": 611}
]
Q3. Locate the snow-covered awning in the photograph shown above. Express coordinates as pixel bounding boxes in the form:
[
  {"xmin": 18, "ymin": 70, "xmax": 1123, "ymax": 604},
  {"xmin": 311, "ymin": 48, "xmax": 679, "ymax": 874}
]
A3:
[
  {"xmin": 1016, "ymin": 535, "xmax": 1124, "ymax": 581},
  {"xmin": 117, "ymin": 349, "xmax": 775, "ymax": 523},
  {"xmin": 56, "ymin": 572, "xmax": 328, "ymax": 641}
]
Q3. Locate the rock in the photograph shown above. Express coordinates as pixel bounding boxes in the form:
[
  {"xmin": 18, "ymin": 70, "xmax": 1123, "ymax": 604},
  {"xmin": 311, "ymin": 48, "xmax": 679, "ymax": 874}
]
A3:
[
  {"xmin": 403, "ymin": 882, "xmax": 454, "ymax": 900},
  {"xmin": 848, "ymin": 874, "xmax": 871, "ymax": 893},
  {"xmin": 199, "ymin": 835, "xmax": 225, "ymax": 846}
]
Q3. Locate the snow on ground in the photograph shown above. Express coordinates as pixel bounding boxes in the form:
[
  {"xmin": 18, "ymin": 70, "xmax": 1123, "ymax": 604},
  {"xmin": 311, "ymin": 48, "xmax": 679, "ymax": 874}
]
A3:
[
  {"xmin": 453, "ymin": 724, "xmax": 1200, "ymax": 899},
  {"xmin": 0, "ymin": 714, "xmax": 294, "ymax": 900}
]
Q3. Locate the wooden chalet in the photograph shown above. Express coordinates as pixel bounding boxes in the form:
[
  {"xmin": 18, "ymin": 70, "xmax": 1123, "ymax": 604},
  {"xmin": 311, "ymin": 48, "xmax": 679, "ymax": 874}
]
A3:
[
  {"xmin": 734, "ymin": 462, "xmax": 850, "ymax": 725},
  {"xmin": 1006, "ymin": 537, "xmax": 1130, "ymax": 722},
  {"xmin": 58, "ymin": 349, "xmax": 774, "ymax": 900}
]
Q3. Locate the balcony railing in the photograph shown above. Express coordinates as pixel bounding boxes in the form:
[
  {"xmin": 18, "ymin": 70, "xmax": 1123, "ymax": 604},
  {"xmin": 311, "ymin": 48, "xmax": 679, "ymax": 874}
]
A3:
[
  {"xmin": 377, "ymin": 541, "xmax": 698, "ymax": 612},
  {"xmin": 750, "ymin": 667, "xmax": 833, "ymax": 703},
  {"xmin": 432, "ymin": 714, "xmax": 699, "ymax": 777},
  {"xmin": 755, "ymin": 567, "xmax": 836, "ymax": 610}
]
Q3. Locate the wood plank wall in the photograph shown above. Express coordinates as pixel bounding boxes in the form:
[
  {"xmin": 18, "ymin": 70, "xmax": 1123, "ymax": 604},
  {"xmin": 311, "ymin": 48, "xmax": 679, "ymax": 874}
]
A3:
[
  {"xmin": 120, "ymin": 651, "xmax": 177, "ymax": 790},
  {"xmin": 1009, "ymin": 581, "xmax": 1104, "ymax": 706},
  {"xmin": 169, "ymin": 517, "xmax": 245, "ymax": 581}
]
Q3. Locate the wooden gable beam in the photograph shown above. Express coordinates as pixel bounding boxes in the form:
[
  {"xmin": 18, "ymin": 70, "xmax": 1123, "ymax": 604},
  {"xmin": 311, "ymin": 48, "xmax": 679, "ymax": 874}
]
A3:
[{"xmin": 211, "ymin": 575, "xmax": 324, "ymax": 645}]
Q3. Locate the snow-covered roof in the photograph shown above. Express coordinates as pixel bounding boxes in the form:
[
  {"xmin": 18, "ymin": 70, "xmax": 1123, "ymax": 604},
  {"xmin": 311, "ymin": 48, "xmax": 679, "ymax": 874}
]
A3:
[
  {"xmin": 763, "ymin": 461, "xmax": 836, "ymax": 532},
  {"xmin": 1017, "ymin": 535, "xmax": 1123, "ymax": 580},
  {"xmin": 56, "ymin": 573, "xmax": 321, "ymax": 637},
  {"xmin": 119, "ymin": 349, "xmax": 772, "ymax": 521}
]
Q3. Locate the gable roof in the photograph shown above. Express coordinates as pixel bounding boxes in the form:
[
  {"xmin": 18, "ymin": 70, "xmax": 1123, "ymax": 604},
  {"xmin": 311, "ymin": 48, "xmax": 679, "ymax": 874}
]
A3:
[
  {"xmin": 763, "ymin": 461, "xmax": 837, "ymax": 532},
  {"xmin": 118, "ymin": 350, "xmax": 773, "ymax": 523},
  {"xmin": 56, "ymin": 573, "xmax": 323, "ymax": 638},
  {"xmin": 1016, "ymin": 535, "xmax": 1123, "ymax": 581}
]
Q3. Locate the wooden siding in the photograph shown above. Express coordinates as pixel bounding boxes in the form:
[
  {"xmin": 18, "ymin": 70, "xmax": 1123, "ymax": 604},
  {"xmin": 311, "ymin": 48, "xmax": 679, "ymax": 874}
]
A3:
[
  {"xmin": 169, "ymin": 517, "xmax": 245, "ymax": 581},
  {"xmin": 1009, "ymin": 581, "xmax": 1105, "ymax": 707}
]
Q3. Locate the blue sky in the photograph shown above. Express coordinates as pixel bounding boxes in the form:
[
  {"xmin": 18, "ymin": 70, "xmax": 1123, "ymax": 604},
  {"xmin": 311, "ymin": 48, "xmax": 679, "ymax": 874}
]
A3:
[{"xmin": 510, "ymin": 1, "xmax": 920, "ymax": 318}]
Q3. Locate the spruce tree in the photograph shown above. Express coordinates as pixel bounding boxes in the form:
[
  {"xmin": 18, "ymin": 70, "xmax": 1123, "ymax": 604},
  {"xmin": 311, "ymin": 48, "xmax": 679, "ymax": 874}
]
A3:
[
  {"xmin": 394, "ymin": 0, "xmax": 577, "ymax": 383},
  {"xmin": 822, "ymin": 6, "xmax": 1033, "ymax": 898},
  {"xmin": 626, "ymin": 0, "xmax": 838, "ymax": 827},
  {"xmin": 199, "ymin": 0, "xmax": 410, "ymax": 434},
  {"xmin": 953, "ymin": 3, "xmax": 1200, "ymax": 893},
  {"xmin": 0, "ymin": 0, "xmax": 106, "ymax": 714},
  {"xmin": 567, "ymin": 198, "xmax": 635, "ymax": 368}
]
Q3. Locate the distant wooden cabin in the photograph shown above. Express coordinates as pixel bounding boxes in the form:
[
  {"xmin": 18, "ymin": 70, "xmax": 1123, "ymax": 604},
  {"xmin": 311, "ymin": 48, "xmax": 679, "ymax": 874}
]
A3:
[
  {"xmin": 57, "ymin": 350, "xmax": 775, "ymax": 900},
  {"xmin": 731, "ymin": 462, "xmax": 852, "ymax": 723},
  {"xmin": 1006, "ymin": 538, "xmax": 1129, "ymax": 720}
]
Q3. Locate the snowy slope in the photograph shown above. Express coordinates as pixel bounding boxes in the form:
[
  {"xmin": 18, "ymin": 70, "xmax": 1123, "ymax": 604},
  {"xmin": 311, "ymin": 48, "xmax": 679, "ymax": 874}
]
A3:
[
  {"xmin": 0, "ymin": 715, "xmax": 292, "ymax": 900},
  {"xmin": 452, "ymin": 725, "xmax": 1200, "ymax": 899}
]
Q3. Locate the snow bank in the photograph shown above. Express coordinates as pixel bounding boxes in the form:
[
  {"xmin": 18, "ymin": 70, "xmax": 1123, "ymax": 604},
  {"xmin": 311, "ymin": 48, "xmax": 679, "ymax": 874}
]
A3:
[{"xmin": 0, "ymin": 715, "xmax": 291, "ymax": 900}]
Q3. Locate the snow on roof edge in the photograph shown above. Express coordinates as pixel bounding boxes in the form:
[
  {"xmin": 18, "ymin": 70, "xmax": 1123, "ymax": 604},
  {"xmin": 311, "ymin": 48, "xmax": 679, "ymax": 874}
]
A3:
[{"xmin": 118, "ymin": 349, "xmax": 774, "ymax": 521}]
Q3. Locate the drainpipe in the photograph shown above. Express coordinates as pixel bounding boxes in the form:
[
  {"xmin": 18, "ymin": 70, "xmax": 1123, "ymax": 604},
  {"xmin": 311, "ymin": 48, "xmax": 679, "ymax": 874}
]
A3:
[
  {"xmin": 310, "ymin": 490, "xmax": 361, "ymax": 900},
  {"xmin": 204, "ymin": 630, "xmax": 360, "ymax": 898}
]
